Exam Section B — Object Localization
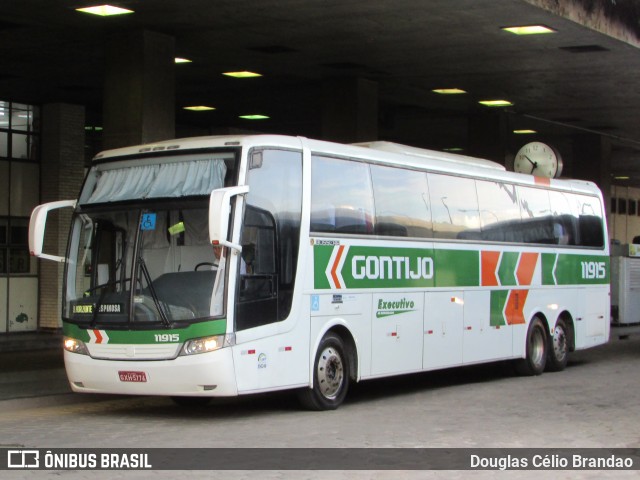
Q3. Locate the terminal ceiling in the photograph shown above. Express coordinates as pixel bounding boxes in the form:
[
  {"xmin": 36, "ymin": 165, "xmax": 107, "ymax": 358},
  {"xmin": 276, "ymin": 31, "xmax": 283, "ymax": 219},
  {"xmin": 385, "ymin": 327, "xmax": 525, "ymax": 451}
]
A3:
[{"xmin": 2, "ymin": 0, "xmax": 640, "ymax": 184}]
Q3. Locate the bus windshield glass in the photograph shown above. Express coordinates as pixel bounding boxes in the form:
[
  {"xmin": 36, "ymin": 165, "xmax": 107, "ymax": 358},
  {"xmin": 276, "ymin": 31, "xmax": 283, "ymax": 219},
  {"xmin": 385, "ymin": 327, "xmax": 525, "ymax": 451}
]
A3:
[{"xmin": 63, "ymin": 150, "xmax": 238, "ymax": 327}]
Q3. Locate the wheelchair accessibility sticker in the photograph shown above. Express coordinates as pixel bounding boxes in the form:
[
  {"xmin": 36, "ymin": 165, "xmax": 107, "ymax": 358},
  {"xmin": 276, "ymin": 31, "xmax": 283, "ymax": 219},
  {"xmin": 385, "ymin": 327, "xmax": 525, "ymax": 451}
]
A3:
[{"xmin": 141, "ymin": 213, "xmax": 157, "ymax": 230}]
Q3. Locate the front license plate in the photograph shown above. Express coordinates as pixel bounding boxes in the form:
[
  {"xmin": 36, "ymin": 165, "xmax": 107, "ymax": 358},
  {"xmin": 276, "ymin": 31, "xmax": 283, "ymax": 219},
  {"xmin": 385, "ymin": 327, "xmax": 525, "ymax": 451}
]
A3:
[{"xmin": 118, "ymin": 371, "xmax": 147, "ymax": 382}]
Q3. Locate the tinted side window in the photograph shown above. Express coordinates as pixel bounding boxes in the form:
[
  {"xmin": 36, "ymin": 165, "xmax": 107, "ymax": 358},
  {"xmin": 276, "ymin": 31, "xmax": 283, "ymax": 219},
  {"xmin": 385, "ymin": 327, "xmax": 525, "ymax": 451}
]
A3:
[
  {"xmin": 469, "ymin": 180, "xmax": 522, "ymax": 242},
  {"xmin": 574, "ymin": 194, "xmax": 605, "ymax": 247},
  {"xmin": 516, "ymin": 186, "xmax": 555, "ymax": 244},
  {"xmin": 236, "ymin": 149, "xmax": 302, "ymax": 330},
  {"xmin": 371, "ymin": 165, "xmax": 432, "ymax": 238},
  {"xmin": 428, "ymin": 174, "xmax": 480, "ymax": 239},
  {"xmin": 549, "ymin": 190, "xmax": 578, "ymax": 245},
  {"xmin": 311, "ymin": 156, "xmax": 374, "ymax": 234}
]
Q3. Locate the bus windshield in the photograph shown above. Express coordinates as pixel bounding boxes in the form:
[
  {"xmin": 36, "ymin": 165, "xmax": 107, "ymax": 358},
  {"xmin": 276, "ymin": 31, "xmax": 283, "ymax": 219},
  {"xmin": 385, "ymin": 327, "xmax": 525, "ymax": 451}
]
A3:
[
  {"xmin": 62, "ymin": 150, "xmax": 238, "ymax": 327},
  {"xmin": 64, "ymin": 203, "xmax": 224, "ymax": 326}
]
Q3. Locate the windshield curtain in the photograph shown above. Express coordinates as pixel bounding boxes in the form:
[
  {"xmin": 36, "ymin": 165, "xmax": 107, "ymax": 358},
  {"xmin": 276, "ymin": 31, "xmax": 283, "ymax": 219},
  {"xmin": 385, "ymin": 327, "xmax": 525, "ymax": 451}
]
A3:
[
  {"xmin": 86, "ymin": 158, "xmax": 227, "ymax": 203},
  {"xmin": 64, "ymin": 205, "xmax": 225, "ymax": 327}
]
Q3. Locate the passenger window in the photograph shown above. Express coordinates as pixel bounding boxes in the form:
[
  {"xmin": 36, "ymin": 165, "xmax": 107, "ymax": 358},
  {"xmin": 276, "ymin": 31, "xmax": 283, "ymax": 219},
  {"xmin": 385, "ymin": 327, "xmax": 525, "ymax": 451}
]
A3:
[
  {"xmin": 371, "ymin": 165, "xmax": 432, "ymax": 238},
  {"xmin": 477, "ymin": 181, "xmax": 521, "ymax": 229},
  {"xmin": 311, "ymin": 156, "xmax": 374, "ymax": 235},
  {"xmin": 516, "ymin": 186, "xmax": 554, "ymax": 244},
  {"xmin": 519, "ymin": 186, "xmax": 551, "ymax": 220},
  {"xmin": 428, "ymin": 174, "xmax": 480, "ymax": 239},
  {"xmin": 574, "ymin": 194, "xmax": 605, "ymax": 248},
  {"xmin": 468, "ymin": 181, "xmax": 522, "ymax": 243},
  {"xmin": 549, "ymin": 191, "xmax": 578, "ymax": 245}
]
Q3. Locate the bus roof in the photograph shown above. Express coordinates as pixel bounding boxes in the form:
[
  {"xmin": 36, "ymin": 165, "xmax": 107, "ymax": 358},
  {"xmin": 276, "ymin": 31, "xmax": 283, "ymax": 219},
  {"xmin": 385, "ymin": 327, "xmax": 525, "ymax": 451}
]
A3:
[{"xmin": 93, "ymin": 134, "xmax": 601, "ymax": 196}]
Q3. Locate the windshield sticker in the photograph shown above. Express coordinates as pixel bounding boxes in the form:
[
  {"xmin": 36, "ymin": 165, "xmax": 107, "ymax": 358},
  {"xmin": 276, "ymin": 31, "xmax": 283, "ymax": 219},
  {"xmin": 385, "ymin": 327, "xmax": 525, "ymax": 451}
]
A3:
[
  {"xmin": 140, "ymin": 213, "xmax": 157, "ymax": 230},
  {"xmin": 168, "ymin": 221, "xmax": 185, "ymax": 235}
]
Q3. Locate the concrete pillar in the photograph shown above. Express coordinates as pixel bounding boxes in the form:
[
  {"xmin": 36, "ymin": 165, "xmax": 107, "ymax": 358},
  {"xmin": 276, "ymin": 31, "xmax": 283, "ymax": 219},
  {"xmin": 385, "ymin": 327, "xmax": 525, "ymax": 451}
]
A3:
[
  {"xmin": 571, "ymin": 133, "xmax": 612, "ymax": 222},
  {"xmin": 467, "ymin": 110, "xmax": 508, "ymax": 164},
  {"xmin": 321, "ymin": 78, "xmax": 378, "ymax": 143},
  {"xmin": 103, "ymin": 30, "xmax": 175, "ymax": 149},
  {"xmin": 39, "ymin": 103, "xmax": 85, "ymax": 330}
]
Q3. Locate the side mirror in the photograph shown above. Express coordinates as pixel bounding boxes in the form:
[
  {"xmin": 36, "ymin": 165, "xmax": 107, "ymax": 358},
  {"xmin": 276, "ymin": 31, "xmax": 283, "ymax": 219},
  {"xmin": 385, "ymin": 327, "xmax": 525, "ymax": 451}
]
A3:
[
  {"xmin": 29, "ymin": 199, "xmax": 77, "ymax": 262},
  {"xmin": 209, "ymin": 186, "xmax": 249, "ymax": 252}
]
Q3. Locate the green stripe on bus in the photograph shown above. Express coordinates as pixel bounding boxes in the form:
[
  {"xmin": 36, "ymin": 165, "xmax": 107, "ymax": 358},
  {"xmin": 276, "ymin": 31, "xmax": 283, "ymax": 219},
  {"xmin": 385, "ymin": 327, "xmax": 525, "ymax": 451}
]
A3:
[
  {"xmin": 490, "ymin": 290, "xmax": 509, "ymax": 326},
  {"xmin": 314, "ymin": 245, "xmax": 479, "ymax": 289},
  {"xmin": 497, "ymin": 252, "xmax": 519, "ymax": 286},
  {"xmin": 62, "ymin": 319, "xmax": 227, "ymax": 344},
  {"xmin": 314, "ymin": 244, "xmax": 608, "ymax": 290}
]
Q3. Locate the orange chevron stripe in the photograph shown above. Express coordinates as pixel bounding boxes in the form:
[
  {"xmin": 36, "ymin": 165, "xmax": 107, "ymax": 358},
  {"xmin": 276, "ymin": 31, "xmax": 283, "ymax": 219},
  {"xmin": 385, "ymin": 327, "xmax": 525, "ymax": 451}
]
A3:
[
  {"xmin": 504, "ymin": 289, "xmax": 528, "ymax": 325},
  {"xmin": 534, "ymin": 177, "xmax": 551, "ymax": 186},
  {"xmin": 516, "ymin": 252, "xmax": 538, "ymax": 286},
  {"xmin": 481, "ymin": 251, "xmax": 500, "ymax": 286},
  {"xmin": 331, "ymin": 245, "xmax": 345, "ymax": 289}
]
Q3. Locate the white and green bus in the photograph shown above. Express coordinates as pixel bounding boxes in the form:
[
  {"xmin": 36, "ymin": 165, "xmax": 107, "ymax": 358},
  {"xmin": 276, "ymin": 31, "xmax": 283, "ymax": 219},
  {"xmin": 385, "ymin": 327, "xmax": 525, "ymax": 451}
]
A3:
[{"xmin": 29, "ymin": 135, "xmax": 610, "ymax": 410}]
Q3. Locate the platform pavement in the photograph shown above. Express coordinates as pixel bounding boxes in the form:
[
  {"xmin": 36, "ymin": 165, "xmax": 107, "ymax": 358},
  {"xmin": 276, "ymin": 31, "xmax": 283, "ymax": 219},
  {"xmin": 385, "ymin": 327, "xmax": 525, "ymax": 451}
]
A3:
[
  {"xmin": 0, "ymin": 331, "xmax": 63, "ymax": 352},
  {"xmin": 0, "ymin": 331, "xmax": 70, "ymax": 402}
]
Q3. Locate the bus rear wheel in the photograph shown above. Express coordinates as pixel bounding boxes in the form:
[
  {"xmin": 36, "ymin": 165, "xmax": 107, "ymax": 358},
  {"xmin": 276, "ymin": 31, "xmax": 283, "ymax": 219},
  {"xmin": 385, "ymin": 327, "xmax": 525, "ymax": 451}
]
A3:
[
  {"xmin": 297, "ymin": 332, "xmax": 350, "ymax": 410},
  {"xmin": 515, "ymin": 317, "xmax": 547, "ymax": 376},
  {"xmin": 546, "ymin": 318, "xmax": 569, "ymax": 372}
]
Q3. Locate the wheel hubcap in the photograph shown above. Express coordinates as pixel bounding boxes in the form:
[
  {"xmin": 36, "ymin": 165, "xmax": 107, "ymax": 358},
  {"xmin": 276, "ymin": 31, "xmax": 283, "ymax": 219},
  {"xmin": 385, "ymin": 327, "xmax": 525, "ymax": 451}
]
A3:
[
  {"xmin": 317, "ymin": 347, "xmax": 344, "ymax": 400},
  {"xmin": 531, "ymin": 328, "xmax": 545, "ymax": 367},
  {"xmin": 553, "ymin": 325, "xmax": 567, "ymax": 361}
]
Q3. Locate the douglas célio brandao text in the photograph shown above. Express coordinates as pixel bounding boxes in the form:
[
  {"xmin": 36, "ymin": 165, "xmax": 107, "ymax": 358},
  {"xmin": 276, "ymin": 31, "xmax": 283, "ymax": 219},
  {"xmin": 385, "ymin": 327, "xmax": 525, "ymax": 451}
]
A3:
[{"xmin": 470, "ymin": 453, "xmax": 634, "ymax": 470}]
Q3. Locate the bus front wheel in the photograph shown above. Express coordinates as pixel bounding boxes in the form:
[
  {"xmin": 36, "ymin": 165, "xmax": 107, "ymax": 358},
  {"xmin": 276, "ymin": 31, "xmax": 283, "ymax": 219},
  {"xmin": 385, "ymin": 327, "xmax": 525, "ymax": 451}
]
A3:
[
  {"xmin": 298, "ymin": 332, "xmax": 350, "ymax": 410},
  {"xmin": 515, "ymin": 317, "xmax": 547, "ymax": 376}
]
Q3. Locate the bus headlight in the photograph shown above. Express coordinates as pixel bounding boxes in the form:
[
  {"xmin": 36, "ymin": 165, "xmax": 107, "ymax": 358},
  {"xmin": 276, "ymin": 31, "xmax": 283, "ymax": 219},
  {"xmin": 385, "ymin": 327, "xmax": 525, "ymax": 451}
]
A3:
[
  {"xmin": 63, "ymin": 336, "xmax": 89, "ymax": 355},
  {"xmin": 181, "ymin": 334, "xmax": 235, "ymax": 356}
]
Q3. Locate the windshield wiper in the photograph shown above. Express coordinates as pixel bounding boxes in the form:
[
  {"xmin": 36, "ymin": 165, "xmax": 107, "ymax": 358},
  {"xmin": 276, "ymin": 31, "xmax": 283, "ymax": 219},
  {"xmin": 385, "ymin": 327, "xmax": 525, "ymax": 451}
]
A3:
[
  {"xmin": 89, "ymin": 287, "xmax": 108, "ymax": 329},
  {"xmin": 138, "ymin": 257, "xmax": 172, "ymax": 327}
]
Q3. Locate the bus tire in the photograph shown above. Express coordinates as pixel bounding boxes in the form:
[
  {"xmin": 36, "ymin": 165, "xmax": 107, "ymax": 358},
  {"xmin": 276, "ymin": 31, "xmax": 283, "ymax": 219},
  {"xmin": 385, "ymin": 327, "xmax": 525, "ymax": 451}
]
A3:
[
  {"xmin": 297, "ymin": 332, "xmax": 350, "ymax": 410},
  {"xmin": 546, "ymin": 318, "xmax": 569, "ymax": 372},
  {"xmin": 515, "ymin": 317, "xmax": 547, "ymax": 376}
]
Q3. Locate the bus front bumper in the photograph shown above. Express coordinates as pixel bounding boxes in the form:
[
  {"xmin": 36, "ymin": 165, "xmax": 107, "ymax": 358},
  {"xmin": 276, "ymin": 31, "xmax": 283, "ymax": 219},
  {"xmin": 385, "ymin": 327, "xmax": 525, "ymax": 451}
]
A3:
[{"xmin": 64, "ymin": 347, "xmax": 238, "ymax": 397}]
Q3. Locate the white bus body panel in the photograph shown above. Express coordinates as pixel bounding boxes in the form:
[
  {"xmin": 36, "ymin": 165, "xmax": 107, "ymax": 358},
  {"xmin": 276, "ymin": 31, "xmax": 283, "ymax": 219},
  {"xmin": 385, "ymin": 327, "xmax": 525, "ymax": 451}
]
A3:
[{"xmin": 64, "ymin": 348, "xmax": 238, "ymax": 396}]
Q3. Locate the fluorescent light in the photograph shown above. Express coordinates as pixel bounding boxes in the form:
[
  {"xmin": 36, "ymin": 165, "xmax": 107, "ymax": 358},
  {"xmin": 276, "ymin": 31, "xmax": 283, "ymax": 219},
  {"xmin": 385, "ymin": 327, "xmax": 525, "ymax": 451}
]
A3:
[
  {"xmin": 175, "ymin": 58, "xmax": 192, "ymax": 64},
  {"xmin": 444, "ymin": 147, "xmax": 464, "ymax": 152},
  {"xmin": 433, "ymin": 88, "xmax": 467, "ymax": 95},
  {"xmin": 223, "ymin": 71, "xmax": 262, "ymax": 78},
  {"xmin": 513, "ymin": 129, "xmax": 537, "ymax": 134},
  {"xmin": 614, "ymin": 176, "xmax": 630, "ymax": 180},
  {"xmin": 183, "ymin": 106, "xmax": 216, "ymax": 111},
  {"xmin": 502, "ymin": 25, "xmax": 556, "ymax": 35},
  {"xmin": 76, "ymin": 5, "xmax": 134, "ymax": 16},
  {"xmin": 479, "ymin": 99, "xmax": 513, "ymax": 107},
  {"xmin": 239, "ymin": 114, "xmax": 269, "ymax": 120}
]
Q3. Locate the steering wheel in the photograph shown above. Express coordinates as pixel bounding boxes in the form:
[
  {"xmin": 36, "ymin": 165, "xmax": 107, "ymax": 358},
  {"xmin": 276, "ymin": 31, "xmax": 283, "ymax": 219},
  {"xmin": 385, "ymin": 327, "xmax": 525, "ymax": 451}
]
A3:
[{"xmin": 195, "ymin": 262, "xmax": 215, "ymax": 271}]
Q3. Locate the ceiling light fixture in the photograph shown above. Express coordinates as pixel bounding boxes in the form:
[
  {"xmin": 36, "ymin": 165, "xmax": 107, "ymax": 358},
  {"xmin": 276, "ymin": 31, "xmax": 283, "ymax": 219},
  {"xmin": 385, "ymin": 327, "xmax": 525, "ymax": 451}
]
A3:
[
  {"xmin": 479, "ymin": 100, "xmax": 513, "ymax": 107},
  {"xmin": 175, "ymin": 58, "xmax": 192, "ymax": 64},
  {"xmin": 239, "ymin": 114, "xmax": 269, "ymax": 120},
  {"xmin": 433, "ymin": 88, "xmax": 467, "ymax": 95},
  {"xmin": 501, "ymin": 25, "xmax": 556, "ymax": 35},
  {"xmin": 183, "ymin": 106, "xmax": 216, "ymax": 111},
  {"xmin": 223, "ymin": 71, "xmax": 262, "ymax": 78},
  {"xmin": 75, "ymin": 5, "xmax": 134, "ymax": 16},
  {"xmin": 513, "ymin": 129, "xmax": 537, "ymax": 134}
]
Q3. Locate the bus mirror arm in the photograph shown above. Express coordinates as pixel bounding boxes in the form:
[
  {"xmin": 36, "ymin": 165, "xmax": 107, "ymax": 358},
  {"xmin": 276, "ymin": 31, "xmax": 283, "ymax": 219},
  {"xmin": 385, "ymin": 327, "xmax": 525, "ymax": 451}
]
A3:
[
  {"xmin": 209, "ymin": 185, "xmax": 250, "ymax": 253},
  {"xmin": 29, "ymin": 199, "xmax": 77, "ymax": 262}
]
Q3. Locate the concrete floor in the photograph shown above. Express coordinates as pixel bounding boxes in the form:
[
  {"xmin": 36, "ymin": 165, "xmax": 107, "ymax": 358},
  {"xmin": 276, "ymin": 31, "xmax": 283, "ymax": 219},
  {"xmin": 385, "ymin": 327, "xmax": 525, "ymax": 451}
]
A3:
[{"xmin": 0, "ymin": 334, "xmax": 638, "ymax": 479}]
